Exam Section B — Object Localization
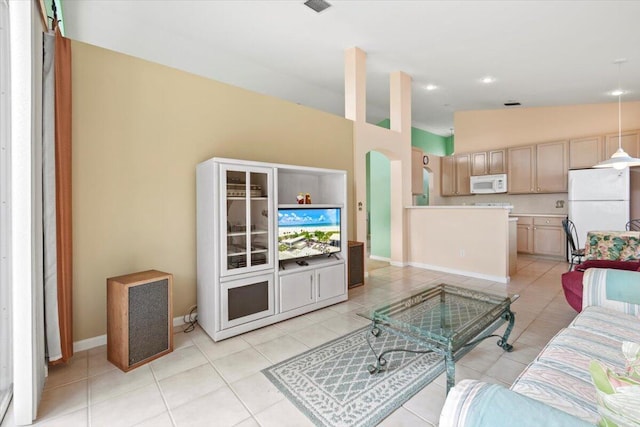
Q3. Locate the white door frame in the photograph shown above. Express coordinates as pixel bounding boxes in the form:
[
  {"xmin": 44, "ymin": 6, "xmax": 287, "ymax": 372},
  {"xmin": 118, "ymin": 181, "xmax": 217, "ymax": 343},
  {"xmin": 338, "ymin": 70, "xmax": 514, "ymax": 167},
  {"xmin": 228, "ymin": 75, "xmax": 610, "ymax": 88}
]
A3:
[{"xmin": 8, "ymin": 1, "xmax": 46, "ymax": 424}]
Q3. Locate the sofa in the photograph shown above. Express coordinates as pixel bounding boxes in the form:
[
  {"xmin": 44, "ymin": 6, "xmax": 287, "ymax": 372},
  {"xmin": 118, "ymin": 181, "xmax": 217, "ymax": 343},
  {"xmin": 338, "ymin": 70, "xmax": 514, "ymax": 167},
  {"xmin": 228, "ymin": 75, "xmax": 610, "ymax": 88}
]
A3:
[
  {"xmin": 440, "ymin": 268, "xmax": 640, "ymax": 427},
  {"xmin": 562, "ymin": 260, "xmax": 640, "ymax": 312}
]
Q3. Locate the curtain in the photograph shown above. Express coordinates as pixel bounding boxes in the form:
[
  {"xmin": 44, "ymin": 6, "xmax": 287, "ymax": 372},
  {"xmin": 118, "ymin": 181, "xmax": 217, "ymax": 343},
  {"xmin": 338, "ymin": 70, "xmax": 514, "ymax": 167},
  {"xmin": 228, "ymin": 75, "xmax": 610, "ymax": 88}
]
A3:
[{"xmin": 43, "ymin": 23, "xmax": 72, "ymax": 365}]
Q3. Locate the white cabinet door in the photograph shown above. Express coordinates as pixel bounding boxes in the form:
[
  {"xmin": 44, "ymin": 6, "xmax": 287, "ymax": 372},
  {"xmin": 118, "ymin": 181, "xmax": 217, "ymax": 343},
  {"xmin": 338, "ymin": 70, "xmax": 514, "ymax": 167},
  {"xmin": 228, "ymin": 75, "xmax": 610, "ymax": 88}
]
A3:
[
  {"xmin": 316, "ymin": 264, "xmax": 345, "ymax": 302},
  {"xmin": 280, "ymin": 270, "xmax": 314, "ymax": 312}
]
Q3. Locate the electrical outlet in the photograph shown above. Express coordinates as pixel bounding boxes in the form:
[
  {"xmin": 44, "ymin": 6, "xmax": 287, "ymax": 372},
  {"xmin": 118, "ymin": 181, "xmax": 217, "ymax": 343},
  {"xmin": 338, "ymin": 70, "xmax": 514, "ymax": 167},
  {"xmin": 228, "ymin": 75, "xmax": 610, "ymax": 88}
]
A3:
[{"xmin": 459, "ymin": 249, "xmax": 465, "ymax": 257}]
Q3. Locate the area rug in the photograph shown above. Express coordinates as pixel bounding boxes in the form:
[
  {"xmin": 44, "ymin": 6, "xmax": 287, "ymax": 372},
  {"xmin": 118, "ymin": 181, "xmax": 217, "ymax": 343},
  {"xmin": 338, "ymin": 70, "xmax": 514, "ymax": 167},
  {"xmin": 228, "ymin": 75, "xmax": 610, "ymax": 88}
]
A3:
[{"xmin": 262, "ymin": 326, "xmax": 446, "ymax": 427}]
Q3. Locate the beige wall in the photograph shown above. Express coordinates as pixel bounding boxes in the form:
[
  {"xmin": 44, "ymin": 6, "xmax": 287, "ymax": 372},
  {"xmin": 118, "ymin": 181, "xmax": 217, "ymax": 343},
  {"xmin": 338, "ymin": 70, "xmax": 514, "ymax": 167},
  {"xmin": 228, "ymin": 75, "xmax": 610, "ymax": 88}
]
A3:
[
  {"xmin": 72, "ymin": 41, "xmax": 354, "ymax": 341},
  {"xmin": 454, "ymin": 102, "xmax": 640, "ymax": 152},
  {"xmin": 406, "ymin": 207, "xmax": 510, "ymax": 281}
]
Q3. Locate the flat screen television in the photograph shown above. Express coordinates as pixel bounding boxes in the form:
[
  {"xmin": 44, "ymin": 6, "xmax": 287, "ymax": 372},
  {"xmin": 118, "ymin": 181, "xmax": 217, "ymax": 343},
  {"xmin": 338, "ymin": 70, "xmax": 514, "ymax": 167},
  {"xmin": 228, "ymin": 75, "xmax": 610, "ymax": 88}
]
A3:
[{"xmin": 277, "ymin": 207, "xmax": 341, "ymax": 262}]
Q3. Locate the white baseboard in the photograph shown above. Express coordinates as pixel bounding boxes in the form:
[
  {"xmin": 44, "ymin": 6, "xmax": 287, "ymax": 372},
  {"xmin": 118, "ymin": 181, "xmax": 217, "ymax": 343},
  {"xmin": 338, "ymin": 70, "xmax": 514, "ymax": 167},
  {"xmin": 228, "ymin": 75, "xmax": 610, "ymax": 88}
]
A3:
[
  {"xmin": 408, "ymin": 261, "xmax": 509, "ymax": 284},
  {"xmin": 73, "ymin": 313, "xmax": 196, "ymax": 353},
  {"xmin": 368, "ymin": 255, "xmax": 391, "ymax": 262}
]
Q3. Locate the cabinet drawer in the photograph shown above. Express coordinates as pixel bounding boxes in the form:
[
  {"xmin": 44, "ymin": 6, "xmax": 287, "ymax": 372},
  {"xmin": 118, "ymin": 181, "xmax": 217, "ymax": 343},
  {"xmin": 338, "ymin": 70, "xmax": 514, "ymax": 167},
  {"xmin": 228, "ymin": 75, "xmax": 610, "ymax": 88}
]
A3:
[
  {"xmin": 514, "ymin": 216, "xmax": 533, "ymax": 225},
  {"xmin": 533, "ymin": 217, "xmax": 564, "ymax": 227}
]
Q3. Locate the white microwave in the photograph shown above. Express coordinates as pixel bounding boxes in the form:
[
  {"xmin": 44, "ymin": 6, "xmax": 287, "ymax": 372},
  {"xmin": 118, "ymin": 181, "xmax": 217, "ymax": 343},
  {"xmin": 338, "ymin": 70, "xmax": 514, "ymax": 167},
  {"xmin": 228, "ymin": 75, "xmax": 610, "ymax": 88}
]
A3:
[{"xmin": 470, "ymin": 174, "xmax": 508, "ymax": 194}]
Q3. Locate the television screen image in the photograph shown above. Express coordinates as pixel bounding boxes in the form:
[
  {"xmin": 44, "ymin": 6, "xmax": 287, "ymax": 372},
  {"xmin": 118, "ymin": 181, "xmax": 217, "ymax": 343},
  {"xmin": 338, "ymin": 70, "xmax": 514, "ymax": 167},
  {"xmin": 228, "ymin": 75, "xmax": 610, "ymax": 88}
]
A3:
[{"xmin": 278, "ymin": 207, "xmax": 341, "ymax": 261}]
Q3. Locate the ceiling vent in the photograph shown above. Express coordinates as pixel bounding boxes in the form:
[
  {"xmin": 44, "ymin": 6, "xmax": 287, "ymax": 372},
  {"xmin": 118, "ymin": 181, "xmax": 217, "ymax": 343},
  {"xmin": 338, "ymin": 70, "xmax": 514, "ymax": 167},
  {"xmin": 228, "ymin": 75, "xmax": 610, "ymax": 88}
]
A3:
[
  {"xmin": 504, "ymin": 101, "xmax": 521, "ymax": 107},
  {"xmin": 304, "ymin": 0, "xmax": 331, "ymax": 13}
]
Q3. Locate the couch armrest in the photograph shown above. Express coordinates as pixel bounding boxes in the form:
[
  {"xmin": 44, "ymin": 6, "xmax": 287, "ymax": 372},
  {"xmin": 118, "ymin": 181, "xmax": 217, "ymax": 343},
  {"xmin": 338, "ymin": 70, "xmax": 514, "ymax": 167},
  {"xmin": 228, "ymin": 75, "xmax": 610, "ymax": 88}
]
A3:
[
  {"xmin": 575, "ymin": 260, "xmax": 640, "ymax": 272},
  {"xmin": 582, "ymin": 268, "xmax": 640, "ymax": 315},
  {"xmin": 439, "ymin": 380, "xmax": 592, "ymax": 427}
]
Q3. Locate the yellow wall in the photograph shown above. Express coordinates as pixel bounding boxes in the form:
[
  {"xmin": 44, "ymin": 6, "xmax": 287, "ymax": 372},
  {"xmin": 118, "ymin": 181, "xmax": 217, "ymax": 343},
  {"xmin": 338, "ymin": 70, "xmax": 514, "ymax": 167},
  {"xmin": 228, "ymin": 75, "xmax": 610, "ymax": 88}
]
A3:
[
  {"xmin": 72, "ymin": 41, "xmax": 354, "ymax": 341},
  {"xmin": 454, "ymin": 102, "xmax": 640, "ymax": 152}
]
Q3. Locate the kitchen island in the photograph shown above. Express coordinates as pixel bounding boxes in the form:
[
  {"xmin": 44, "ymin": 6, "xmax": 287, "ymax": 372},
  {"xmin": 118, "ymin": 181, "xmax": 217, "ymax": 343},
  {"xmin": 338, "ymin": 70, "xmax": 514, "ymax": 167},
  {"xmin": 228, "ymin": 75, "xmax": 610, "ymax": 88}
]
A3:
[{"xmin": 406, "ymin": 206, "xmax": 512, "ymax": 283}]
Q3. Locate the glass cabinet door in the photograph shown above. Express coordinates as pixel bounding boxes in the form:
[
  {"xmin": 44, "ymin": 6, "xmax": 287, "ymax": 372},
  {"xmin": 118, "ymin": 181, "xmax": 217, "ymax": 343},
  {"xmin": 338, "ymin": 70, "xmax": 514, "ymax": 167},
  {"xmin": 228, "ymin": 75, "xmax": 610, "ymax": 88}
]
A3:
[{"xmin": 220, "ymin": 165, "xmax": 273, "ymax": 276}]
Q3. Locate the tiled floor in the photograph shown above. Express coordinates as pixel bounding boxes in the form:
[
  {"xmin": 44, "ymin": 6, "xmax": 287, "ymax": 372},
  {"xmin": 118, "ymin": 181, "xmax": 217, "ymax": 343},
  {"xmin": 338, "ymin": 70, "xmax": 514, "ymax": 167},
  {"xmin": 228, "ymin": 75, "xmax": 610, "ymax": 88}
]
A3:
[{"xmin": 2, "ymin": 255, "xmax": 577, "ymax": 427}]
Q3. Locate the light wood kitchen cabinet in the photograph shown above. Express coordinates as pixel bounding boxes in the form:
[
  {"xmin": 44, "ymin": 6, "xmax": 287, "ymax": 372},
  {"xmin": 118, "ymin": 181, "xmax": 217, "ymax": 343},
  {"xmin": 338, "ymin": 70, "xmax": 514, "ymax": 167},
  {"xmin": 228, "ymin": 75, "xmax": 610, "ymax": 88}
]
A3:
[
  {"xmin": 516, "ymin": 216, "xmax": 534, "ymax": 253},
  {"xmin": 471, "ymin": 152, "xmax": 487, "ymax": 176},
  {"xmin": 605, "ymin": 130, "xmax": 639, "ymax": 159},
  {"xmin": 440, "ymin": 154, "xmax": 471, "ymax": 196},
  {"xmin": 441, "ymin": 156, "xmax": 456, "ymax": 196},
  {"xmin": 488, "ymin": 149, "xmax": 506, "ymax": 174},
  {"xmin": 508, "ymin": 145, "xmax": 535, "ymax": 193},
  {"xmin": 515, "ymin": 215, "xmax": 565, "ymax": 258},
  {"xmin": 569, "ymin": 136, "xmax": 604, "ymax": 169},
  {"xmin": 469, "ymin": 149, "xmax": 506, "ymax": 176},
  {"xmin": 532, "ymin": 217, "xmax": 565, "ymax": 257},
  {"xmin": 508, "ymin": 141, "xmax": 568, "ymax": 194},
  {"xmin": 536, "ymin": 140, "xmax": 568, "ymax": 192},
  {"xmin": 412, "ymin": 147, "xmax": 424, "ymax": 195}
]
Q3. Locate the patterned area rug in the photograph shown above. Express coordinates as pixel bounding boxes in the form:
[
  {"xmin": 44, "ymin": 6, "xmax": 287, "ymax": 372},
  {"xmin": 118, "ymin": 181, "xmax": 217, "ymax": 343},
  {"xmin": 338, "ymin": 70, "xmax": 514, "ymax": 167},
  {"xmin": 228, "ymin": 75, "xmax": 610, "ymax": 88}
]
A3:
[{"xmin": 262, "ymin": 326, "xmax": 445, "ymax": 427}]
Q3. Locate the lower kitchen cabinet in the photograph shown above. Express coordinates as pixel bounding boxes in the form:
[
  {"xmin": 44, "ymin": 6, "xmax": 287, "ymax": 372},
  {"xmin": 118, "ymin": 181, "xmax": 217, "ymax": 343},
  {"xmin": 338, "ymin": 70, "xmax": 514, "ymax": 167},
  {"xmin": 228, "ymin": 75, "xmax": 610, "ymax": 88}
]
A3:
[{"xmin": 515, "ymin": 215, "xmax": 565, "ymax": 258}]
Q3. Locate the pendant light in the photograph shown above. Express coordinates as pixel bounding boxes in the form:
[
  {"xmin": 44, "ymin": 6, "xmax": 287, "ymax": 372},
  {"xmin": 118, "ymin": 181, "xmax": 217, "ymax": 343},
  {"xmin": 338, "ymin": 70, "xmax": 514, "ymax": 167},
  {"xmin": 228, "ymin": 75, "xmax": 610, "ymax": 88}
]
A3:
[{"xmin": 594, "ymin": 59, "xmax": 640, "ymax": 169}]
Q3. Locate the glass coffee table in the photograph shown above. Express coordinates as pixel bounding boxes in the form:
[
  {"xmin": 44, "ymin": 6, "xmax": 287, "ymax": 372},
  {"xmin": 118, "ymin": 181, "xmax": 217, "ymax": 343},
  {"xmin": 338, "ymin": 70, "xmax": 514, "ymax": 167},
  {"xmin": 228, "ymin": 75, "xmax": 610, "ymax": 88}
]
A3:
[{"xmin": 358, "ymin": 283, "xmax": 517, "ymax": 394}]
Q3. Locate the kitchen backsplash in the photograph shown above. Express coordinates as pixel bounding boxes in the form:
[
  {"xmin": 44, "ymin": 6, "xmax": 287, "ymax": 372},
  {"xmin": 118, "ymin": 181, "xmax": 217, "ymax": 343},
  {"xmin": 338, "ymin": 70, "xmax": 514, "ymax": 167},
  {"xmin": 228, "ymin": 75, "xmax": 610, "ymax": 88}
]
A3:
[{"xmin": 439, "ymin": 192, "xmax": 568, "ymax": 215}]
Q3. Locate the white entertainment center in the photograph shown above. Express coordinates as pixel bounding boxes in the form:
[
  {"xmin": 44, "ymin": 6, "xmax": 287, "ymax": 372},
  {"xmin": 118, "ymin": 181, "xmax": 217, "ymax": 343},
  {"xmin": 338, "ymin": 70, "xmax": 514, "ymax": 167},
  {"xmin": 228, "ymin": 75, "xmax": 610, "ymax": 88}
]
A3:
[{"xmin": 196, "ymin": 157, "xmax": 348, "ymax": 341}]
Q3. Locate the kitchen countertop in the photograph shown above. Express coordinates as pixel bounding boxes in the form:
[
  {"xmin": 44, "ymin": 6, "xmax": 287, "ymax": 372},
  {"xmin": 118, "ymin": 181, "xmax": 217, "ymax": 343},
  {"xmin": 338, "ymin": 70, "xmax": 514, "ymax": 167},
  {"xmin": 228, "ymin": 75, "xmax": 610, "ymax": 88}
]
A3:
[
  {"xmin": 407, "ymin": 205, "xmax": 512, "ymax": 209},
  {"xmin": 509, "ymin": 213, "xmax": 567, "ymax": 218}
]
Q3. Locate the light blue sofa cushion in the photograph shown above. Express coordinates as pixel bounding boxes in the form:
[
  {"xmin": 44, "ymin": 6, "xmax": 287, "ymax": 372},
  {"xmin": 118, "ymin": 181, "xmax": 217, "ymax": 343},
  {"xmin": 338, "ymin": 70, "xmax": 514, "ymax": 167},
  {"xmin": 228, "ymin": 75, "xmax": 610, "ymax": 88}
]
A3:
[{"xmin": 442, "ymin": 380, "xmax": 594, "ymax": 427}]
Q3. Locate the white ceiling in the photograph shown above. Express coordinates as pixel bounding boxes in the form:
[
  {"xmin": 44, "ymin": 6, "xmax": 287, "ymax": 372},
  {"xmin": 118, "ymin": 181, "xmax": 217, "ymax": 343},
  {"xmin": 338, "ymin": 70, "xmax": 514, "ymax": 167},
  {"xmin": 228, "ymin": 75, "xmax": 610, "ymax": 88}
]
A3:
[{"xmin": 61, "ymin": 0, "xmax": 640, "ymax": 136}]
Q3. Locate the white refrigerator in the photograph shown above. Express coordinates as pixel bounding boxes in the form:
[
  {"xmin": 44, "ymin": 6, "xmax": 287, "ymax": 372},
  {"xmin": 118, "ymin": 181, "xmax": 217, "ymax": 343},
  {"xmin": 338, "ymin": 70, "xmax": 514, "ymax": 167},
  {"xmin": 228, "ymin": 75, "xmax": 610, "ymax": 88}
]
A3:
[{"xmin": 567, "ymin": 168, "xmax": 630, "ymax": 249}]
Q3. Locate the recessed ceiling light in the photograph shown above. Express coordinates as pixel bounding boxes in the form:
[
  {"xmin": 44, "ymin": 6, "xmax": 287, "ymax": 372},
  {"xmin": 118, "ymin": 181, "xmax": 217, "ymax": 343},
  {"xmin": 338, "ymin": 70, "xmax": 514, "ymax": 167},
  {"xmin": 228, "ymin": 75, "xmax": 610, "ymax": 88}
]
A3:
[
  {"xmin": 424, "ymin": 84, "xmax": 438, "ymax": 91},
  {"xmin": 610, "ymin": 89, "xmax": 628, "ymax": 96},
  {"xmin": 481, "ymin": 76, "xmax": 496, "ymax": 84}
]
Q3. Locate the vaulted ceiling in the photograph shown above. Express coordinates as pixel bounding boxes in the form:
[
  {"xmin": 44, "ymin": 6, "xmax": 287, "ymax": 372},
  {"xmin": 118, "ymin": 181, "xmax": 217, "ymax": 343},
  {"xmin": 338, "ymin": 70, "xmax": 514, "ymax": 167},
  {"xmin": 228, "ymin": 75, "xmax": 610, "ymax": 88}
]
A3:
[{"xmin": 62, "ymin": 0, "xmax": 640, "ymax": 136}]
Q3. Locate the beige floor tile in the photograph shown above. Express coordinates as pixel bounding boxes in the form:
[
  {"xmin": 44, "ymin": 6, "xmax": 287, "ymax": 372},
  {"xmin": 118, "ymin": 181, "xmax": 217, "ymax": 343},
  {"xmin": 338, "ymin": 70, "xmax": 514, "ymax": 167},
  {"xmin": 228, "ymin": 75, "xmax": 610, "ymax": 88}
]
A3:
[
  {"xmin": 158, "ymin": 363, "xmax": 226, "ymax": 409},
  {"xmin": 44, "ymin": 354, "xmax": 88, "ymax": 390},
  {"xmin": 90, "ymin": 383, "xmax": 166, "ymax": 427},
  {"xmin": 326, "ymin": 299, "xmax": 365, "ymax": 314},
  {"xmin": 378, "ymin": 407, "xmax": 434, "ymax": 427},
  {"xmin": 233, "ymin": 417, "xmax": 261, "ymax": 427},
  {"xmin": 195, "ymin": 334, "xmax": 251, "ymax": 361},
  {"xmin": 87, "ymin": 349, "xmax": 118, "ymax": 378},
  {"xmin": 213, "ymin": 347, "xmax": 271, "ymax": 383},
  {"xmin": 290, "ymin": 324, "xmax": 342, "ymax": 348},
  {"xmin": 254, "ymin": 399, "xmax": 315, "ymax": 427},
  {"xmin": 32, "ymin": 408, "xmax": 88, "ymax": 427},
  {"xmin": 89, "ymin": 365, "xmax": 155, "ymax": 405},
  {"xmin": 132, "ymin": 411, "xmax": 173, "ymax": 427},
  {"xmin": 230, "ymin": 372, "xmax": 284, "ymax": 414},
  {"xmin": 254, "ymin": 335, "xmax": 309, "ymax": 364},
  {"xmin": 272, "ymin": 315, "xmax": 315, "ymax": 333},
  {"xmin": 150, "ymin": 345, "xmax": 208, "ymax": 381},
  {"xmin": 173, "ymin": 329, "xmax": 197, "ymax": 350},
  {"xmin": 402, "ymin": 381, "xmax": 447, "ymax": 425},
  {"xmin": 322, "ymin": 313, "xmax": 369, "ymax": 335},
  {"xmin": 170, "ymin": 386, "xmax": 250, "ymax": 427},
  {"xmin": 484, "ymin": 356, "xmax": 527, "ymax": 384},
  {"xmin": 37, "ymin": 380, "xmax": 87, "ymax": 422},
  {"xmin": 240, "ymin": 325, "xmax": 286, "ymax": 346}
]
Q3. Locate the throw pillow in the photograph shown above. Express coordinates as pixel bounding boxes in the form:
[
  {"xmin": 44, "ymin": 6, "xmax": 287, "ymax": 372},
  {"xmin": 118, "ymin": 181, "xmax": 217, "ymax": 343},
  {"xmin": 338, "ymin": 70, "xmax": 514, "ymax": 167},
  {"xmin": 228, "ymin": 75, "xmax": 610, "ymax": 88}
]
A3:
[
  {"xmin": 623, "ymin": 341, "xmax": 640, "ymax": 380},
  {"xmin": 590, "ymin": 357, "xmax": 640, "ymax": 426}
]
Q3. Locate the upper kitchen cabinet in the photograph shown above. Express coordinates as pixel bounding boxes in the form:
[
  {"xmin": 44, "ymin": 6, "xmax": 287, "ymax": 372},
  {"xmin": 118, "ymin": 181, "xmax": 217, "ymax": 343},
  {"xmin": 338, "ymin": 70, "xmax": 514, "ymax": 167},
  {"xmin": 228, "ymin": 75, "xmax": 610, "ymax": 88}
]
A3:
[
  {"xmin": 470, "ymin": 149, "xmax": 506, "ymax": 176},
  {"xmin": 440, "ymin": 154, "xmax": 471, "ymax": 196},
  {"xmin": 569, "ymin": 136, "xmax": 604, "ymax": 169},
  {"xmin": 507, "ymin": 145, "xmax": 535, "ymax": 193},
  {"xmin": 605, "ymin": 130, "xmax": 639, "ymax": 159},
  {"xmin": 508, "ymin": 141, "xmax": 568, "ymax": 194},
  {"xmin": 471, "ymin": 152, "xmax": 487, "ymax": 176},
  {"xmin": 488, "ymin": 149, "xmax": 507, "ymax": 174},
  {"xmin": 412, "ymin": 147, "xmax": 424, "ymax": 195},
  {"xmin": 536, "ymin": 140, "xmax": 568, "ymax": 192}
]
